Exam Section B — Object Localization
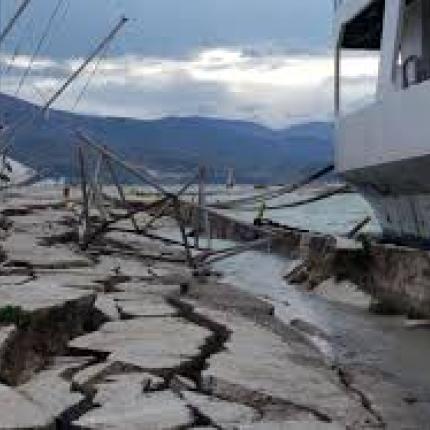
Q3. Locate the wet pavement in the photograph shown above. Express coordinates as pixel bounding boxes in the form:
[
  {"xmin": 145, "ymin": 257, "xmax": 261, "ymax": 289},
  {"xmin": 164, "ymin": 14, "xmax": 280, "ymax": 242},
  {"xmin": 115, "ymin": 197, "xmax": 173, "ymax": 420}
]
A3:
[{"xmin": 216, "ymin": 249, "xmax": 430, "ymax": 428}]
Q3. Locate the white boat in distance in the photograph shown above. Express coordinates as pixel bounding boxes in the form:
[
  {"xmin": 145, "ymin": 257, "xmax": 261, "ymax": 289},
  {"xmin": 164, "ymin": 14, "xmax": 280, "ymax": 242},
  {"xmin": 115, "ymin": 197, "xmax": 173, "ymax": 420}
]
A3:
[{"xmin": 334, "ymin": 0, "xmax": 430, "ymax": 245}]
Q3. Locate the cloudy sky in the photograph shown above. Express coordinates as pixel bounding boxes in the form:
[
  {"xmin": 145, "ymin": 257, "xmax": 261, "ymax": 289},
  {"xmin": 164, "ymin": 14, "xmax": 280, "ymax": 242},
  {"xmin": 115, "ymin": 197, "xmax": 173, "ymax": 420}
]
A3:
[{"xmin": 0, "ymin": 0, "xmax": 378, "ymax": 128}]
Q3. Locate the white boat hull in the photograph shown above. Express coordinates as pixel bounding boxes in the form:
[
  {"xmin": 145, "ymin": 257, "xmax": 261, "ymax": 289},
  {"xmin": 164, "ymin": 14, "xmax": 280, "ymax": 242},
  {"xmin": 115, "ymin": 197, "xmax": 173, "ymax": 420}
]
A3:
[
  {"xmin": 336, "ymin": 76, "xmax": 430, "ymax": 244},
  {"xmin": 343, "ymin": 153, "xmax": 430, "ymax": 244}
]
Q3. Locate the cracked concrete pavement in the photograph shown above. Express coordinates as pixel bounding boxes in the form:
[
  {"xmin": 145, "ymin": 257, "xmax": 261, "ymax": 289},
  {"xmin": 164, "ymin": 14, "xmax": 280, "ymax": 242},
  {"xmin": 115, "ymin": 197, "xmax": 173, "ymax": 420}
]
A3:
[{"xmin": 0, "ymin": 187, "xmax": 424, "ymax": 429}]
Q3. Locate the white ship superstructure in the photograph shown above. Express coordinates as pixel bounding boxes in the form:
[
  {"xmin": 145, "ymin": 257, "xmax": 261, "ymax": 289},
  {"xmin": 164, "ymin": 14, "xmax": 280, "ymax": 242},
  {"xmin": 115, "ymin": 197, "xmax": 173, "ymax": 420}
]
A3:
[{"xmin": 334, "ymin": 0, "xmax": 430, "ymax": 244}]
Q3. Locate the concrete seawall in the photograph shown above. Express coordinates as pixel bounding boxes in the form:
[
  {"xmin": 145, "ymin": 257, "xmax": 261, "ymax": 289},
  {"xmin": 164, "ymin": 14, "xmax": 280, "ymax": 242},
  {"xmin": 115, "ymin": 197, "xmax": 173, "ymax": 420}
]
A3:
[{"xmin": 181, "ymin": 202, "xmax": 430, "ymax": 319}]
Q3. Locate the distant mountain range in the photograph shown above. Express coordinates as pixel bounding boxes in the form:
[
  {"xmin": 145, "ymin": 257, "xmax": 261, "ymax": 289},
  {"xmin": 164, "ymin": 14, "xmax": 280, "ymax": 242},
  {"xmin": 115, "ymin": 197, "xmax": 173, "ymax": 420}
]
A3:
[{"xmin": 0, "ymin": 93, "xmax": 333, "ymax": 184}]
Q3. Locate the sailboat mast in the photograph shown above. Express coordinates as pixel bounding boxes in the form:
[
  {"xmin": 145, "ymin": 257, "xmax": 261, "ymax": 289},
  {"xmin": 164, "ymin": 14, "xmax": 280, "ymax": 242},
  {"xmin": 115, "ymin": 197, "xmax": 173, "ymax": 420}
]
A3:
[
  {"xmin": 0, "ymin": 15, "xmax": 129, "ymax": 155},
  {"xmin": 42, "ymin": 15, "xmax": 128, "ymax": 113},
  {"xmin": 0, "ymin": 0, "xmax": 32, "ymax": 48}
]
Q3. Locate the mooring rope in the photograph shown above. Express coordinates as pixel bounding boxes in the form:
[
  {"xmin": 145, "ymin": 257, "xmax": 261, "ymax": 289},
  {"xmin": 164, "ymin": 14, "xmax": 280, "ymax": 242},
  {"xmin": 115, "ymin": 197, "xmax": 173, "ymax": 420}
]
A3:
[
  {"xmin": 235, "ymin": 184, "xmax": 350, "ymax": 212},
  {"xmin": 209, "ymin": 164, "xmax": 334, "ymax": 209},
  {"xmin": 70, "ymin": 42, "xmax": 111, "ymax": 113}
]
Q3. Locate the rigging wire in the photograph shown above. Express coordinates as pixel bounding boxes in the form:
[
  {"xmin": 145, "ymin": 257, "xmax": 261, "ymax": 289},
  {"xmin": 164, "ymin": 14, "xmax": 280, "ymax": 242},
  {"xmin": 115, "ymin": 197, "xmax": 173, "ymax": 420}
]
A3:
[
  {"xmin": 0, "ymin": 16, "xmax": 34, "ymax": 83},
  {"xmin": 15, "ymin": 0, "xmax": 66, "ymax": 98},
  {"xmin": 0, "ymin": 16, "xmax": 129, "ymax": 157},
  {"xmin": 29, "ymin": 82, "xmax": 48, "ymax": 104},
  {"xmin": 208, "ymin": 165, "xmax": 335, "ymax": 209},
  {"xmin": 0, "ymin": 0, "xmax": 3, "ymax": 91},
  {"xmin": 229, "ymin": 185, "xmax": 350, "ymax": 212},
  {"xmin": 70, "ymin": 2, "xmax": 130, "ymax": 114},
  {"xmin": 70, "ymin": 45, "xmax": 109, "ymax": 113},
  {"xmin": 0, "ymin": 0, "xmax": 32, "ymax": 49},
  {"xmin": 42, "ymin": 0, "xmax": 70, "ymax": 55}
]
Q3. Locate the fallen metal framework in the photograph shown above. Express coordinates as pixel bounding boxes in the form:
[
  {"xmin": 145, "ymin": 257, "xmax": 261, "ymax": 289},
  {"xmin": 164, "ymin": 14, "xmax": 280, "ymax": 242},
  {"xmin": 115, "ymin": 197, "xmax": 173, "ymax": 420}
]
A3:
[
  {"xmin": 74, "ymin": 131, "xmax": 275, "ymax": 272},
  {"xmin": 75, "ymin": 132, "xmax": 201, "ymax": 268}
]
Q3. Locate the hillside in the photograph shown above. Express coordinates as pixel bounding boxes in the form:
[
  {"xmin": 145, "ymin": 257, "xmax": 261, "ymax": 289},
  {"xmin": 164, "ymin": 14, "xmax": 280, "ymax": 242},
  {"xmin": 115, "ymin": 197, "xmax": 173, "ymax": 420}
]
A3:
[{"xmin": 0, "ymin": 94, "xmax": 333, "ymax": 184}]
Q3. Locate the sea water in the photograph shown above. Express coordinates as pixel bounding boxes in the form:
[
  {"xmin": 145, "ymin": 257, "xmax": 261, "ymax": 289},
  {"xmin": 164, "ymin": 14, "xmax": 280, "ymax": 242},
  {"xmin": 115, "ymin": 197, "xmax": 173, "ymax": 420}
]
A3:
[{"xmin": 207, "ymin": 187, "xmax": 380, "ymax": 236}]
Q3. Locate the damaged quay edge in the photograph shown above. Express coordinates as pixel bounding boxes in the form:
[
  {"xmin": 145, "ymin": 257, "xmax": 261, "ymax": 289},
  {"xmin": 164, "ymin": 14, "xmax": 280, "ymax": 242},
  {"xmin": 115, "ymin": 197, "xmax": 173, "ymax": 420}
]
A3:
[{"xmin": 181, "ymin": 198, "xmax": 430, "ymax": 320}]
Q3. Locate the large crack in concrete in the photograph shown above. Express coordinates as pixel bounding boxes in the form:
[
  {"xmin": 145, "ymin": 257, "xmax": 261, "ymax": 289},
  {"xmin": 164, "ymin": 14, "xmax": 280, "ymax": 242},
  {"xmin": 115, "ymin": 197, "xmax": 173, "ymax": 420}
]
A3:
[
  {"xmin": 283, "ymin": 311, "xmax": 387, "ymax": 427},
  {"xmin": 0, "ymin": 296, "xmax": 106, "ymax": 386},
  {"xmin": 337, "ymin": 367, "xmax": 386, "ymax": 428},
  {"xmin": 44, "ymin": 288, "xmax": 217, "ymax": 428},
  {"xmin": 166, "ymin": 296, "xmax": 231, "ymax": 386},
  {"xmin": 166, "ymin": 296, "xmax": 337, "ymax": 426}
]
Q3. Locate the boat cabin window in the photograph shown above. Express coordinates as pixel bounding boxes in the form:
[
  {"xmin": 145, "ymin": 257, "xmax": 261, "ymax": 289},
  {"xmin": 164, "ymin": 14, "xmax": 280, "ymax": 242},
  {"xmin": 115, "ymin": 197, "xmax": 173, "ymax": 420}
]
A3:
[
  {"xmin": 396, "ymin": 0, "xmax": 430, "ymax": 89},
  {"xmin": 335, "ymin": 0, "xmax": 385, "ymax": 116}
]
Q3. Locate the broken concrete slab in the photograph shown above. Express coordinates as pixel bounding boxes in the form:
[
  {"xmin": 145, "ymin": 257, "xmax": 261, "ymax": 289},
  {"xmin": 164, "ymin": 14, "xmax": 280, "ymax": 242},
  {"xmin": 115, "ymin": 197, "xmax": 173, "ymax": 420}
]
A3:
[
  {"xmin": 2, "ymin": 232, "xmax": 92, "ymax": 269},
  {"xmin": 192, "ymin": 304, "xmax": 376, "ymax": 427},
  {"xmin": 344, "ymin": 365, "xmax": 430, "ymax": 429},
  {"xmin": 94, "ymin": 255, "xmax": 154, "ymax": 279},
  {"xmin": 104, "ymin": 230, "xmax": 185, "ymax": 262},
  {"xmin": 186, "ymin": 281, "xmax": 275, "ymax": 317},
  {"xmin": 313, "ymin": 278, "xmax": 371, "ymax": 309},
  {"xmin": 0, "ymin": 279, "xmax": 95, "ymax": 313},
  {"xmin": 114, "ymin": 282, "xmax": 180, "ymax": 296},
  {"xmin": 74, "ymin": 390, "xmax": 193, "ymax": 429},
  {"xmin": 0, "ymin": 383, "xmax": 53, "ymax": 429},
  {"xmin": 106, "ymin": 291, "xmax": 150, "ymax": 302},
  {"xmin": 100, "ymin": 372, "xmax": 165, "ymax": 395},
  {"xmin": 282, "ymin": 259, "xmax": 304, "ymax": 279},
  {"xmin": 95, "ymin": 294, "xmax": 120, "ymax": 320},
  {"xmin": 30, "ymin": 271, "xmax": 106, "ymax": 292},
  {"xmin": 49, "ymin": 355, "xmax": 95, "ymax": 377},
  {"xmin": 147, "ymin": 265, "xmax": 182, "ymax": 278},
  {"xmin": 72, "ymin": 360, "xmax": 165, "ymax": 394},
  {"xmin": 0, "ymin": 325, "xmax": 15, "ymax": 352},
  {"xmin": 0, "ymin": 325, "xmax": 16, "ymax": 370},
  {"xmin": 8, "ymin": 209, "xmax": 73, "ymax": 239},
  {"xmin": 170, "ymin": 375, "xmax": 196, "ymax": 392},
  {"xmin": 116, "ymin": 296, "xmax": 177, "ymax": 318},
  {"xmin": 70, "ymin": 317, "xmax": 211, "ymax": 371},
  {"xmin": 0, "ymin": 275, "xmax": 32, "ymax": 286},
  {"xmin": 18, "ymin": 369, "xmax": 85, "ymax": 423},
  {"xmin": 237, "ymin": 422, "xmax": 344, "ymax": 430},
  {"xmin": 191, "ymin": 428, "xmax": 217, "ymax": 430},
  {"xmin": 182, "ymin": 390, "xmax": 259, "ymax": 426},
  {"xmin": 0, "ymin": 283, "xmax": 96, "ymax": 385},
  {"xmin": 72, "ymin": 361, "xmax": 117, "ymax": 391}
]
